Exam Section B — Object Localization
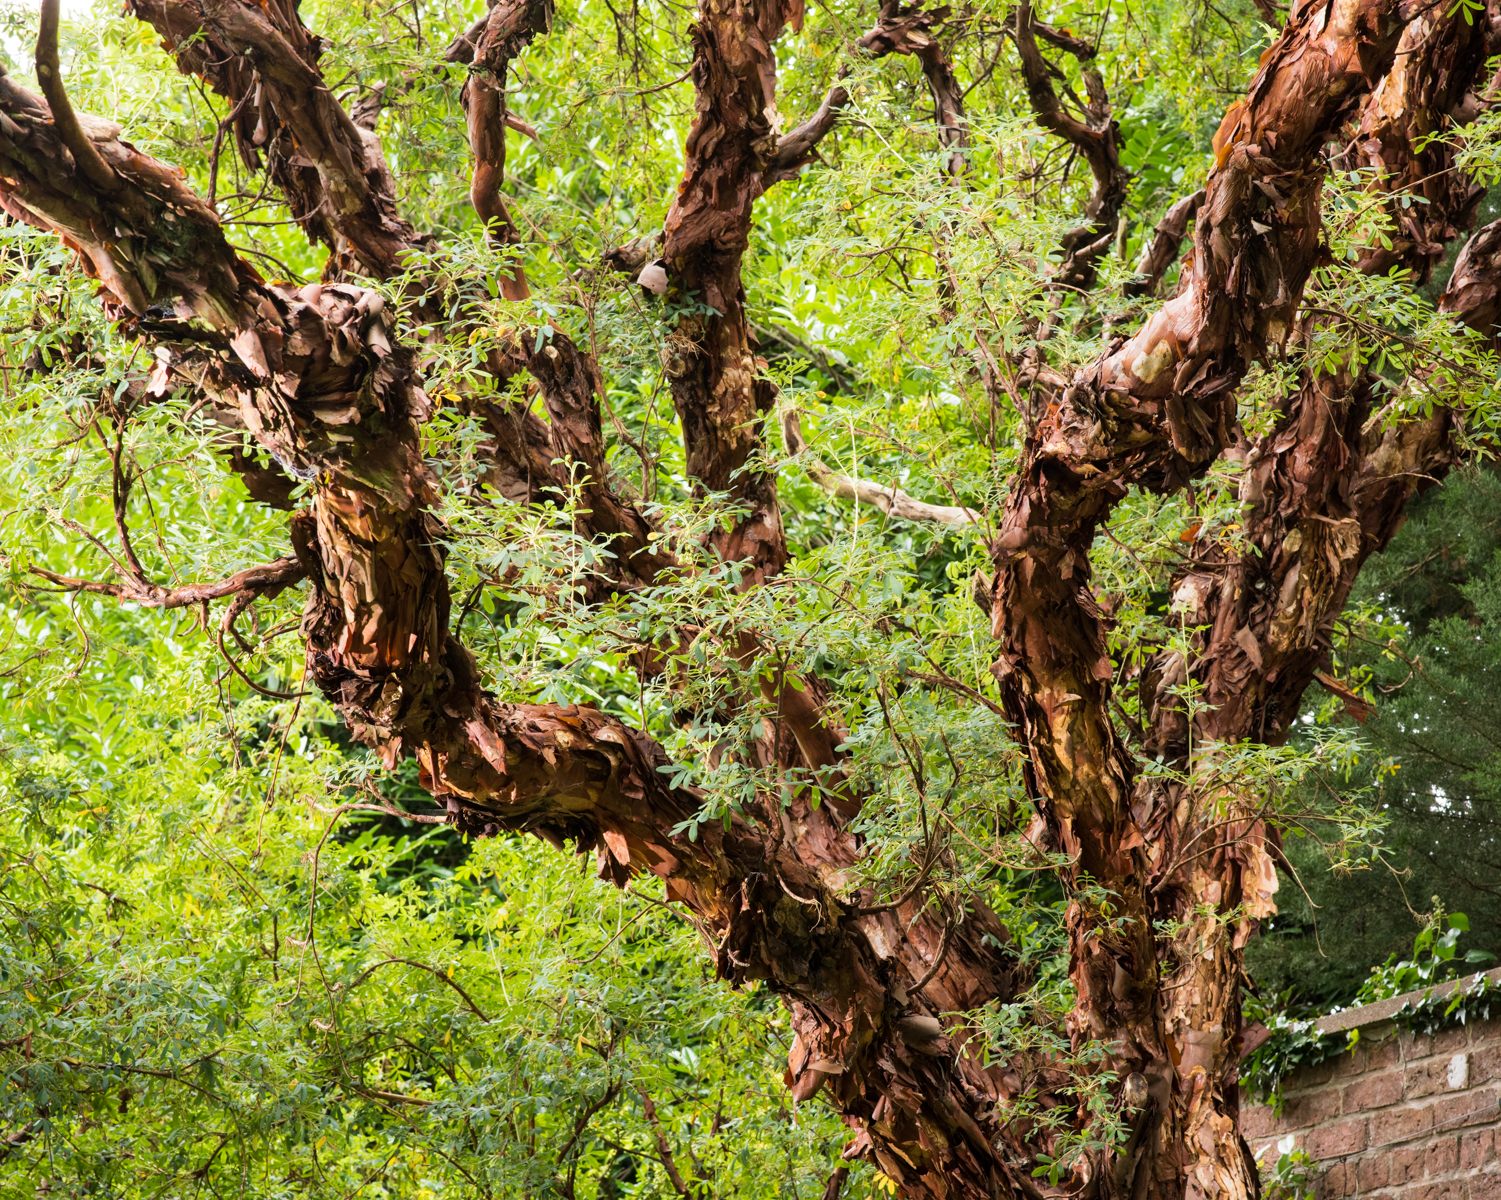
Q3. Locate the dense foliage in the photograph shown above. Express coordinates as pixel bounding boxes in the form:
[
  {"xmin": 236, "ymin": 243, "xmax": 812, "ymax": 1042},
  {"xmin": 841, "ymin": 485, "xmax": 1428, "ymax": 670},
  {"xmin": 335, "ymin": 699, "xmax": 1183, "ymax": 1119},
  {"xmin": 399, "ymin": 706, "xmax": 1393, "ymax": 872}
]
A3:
[
  {"xmin": 1251, "ymin": 465, "xmax": 1501, "ymax": 1006},
  {"xmin": 3, "ymin": 0, "xmax": 1501, "ymax": 1196}
]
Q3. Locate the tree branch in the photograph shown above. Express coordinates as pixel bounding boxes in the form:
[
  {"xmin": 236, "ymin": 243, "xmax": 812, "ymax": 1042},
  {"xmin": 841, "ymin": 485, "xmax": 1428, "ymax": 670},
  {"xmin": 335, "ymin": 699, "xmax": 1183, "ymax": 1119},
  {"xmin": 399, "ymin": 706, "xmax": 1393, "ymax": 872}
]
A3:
[
  {"xmin": 462, "ymin": 0, "xmax": 552, "ymax": 299},
  {"xmin": 0, "ymin": 69, "xmax": 1026, "ymax": 1196},
  {"xmin": 33, "ymin": 0, "xmax": 116, "ymax": 194},
  {"xmin": 781, "ymin": 404, "xmax": 981, "ymax": 525},
  {"xmin": 30, "ymin": 555, "xmax": 304, "ymax": 611},
  {"xmin": 1124, "ymin": 188, "xmax": 1204, "ymax": 298},
  {"xmin": 1010, "ymin": 0, "xmax": 1128, "ymax": 292},
  {"xmin": 127, "ymin": 0, "xmax": 421, "ymax": 278}
]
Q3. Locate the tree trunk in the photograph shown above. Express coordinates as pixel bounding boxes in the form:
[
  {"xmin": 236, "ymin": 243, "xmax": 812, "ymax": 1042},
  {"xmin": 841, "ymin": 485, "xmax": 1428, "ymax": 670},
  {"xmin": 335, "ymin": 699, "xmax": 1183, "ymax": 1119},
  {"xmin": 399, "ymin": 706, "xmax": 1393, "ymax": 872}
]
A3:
[{"xmin": 989, "ymin": 3, "xmax": 1493, "ymax": 1196}]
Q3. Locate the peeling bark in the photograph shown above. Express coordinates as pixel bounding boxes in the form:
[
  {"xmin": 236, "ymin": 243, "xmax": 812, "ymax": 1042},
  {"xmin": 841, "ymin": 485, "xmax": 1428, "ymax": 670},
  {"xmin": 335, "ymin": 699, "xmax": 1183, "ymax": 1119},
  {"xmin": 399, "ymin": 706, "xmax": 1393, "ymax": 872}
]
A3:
[
  {"xmin": 8, "ymin": 1, "xmax": 1501, "ymax": 1196},
  {"xmin": 0, "ymin": 61, "xmax": 1026, "ymax": 1198},
  {"xmin": 127, "ymin": 0, "xmax": 421, "ymax": 278},
  {"xmin": 988, "ymin": 3, "xmax": 1468, "ymax": 1197},
  {"xmin": 659, "ymin": 0, "xmax": 799, "ymax": 580},
  {"xmin": 1012, "ymin": 1, "xmax": 1129, "ymax": 293},
  {"xmin": 462, "ymin": 0, "xmax": 552, "ymax": 299}
]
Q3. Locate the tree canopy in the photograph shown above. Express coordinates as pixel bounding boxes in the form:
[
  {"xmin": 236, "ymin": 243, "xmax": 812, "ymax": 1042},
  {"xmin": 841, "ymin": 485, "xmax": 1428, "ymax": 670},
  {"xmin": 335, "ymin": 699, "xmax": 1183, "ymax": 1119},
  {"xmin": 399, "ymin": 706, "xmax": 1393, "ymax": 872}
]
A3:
[{"xmin": 3, "ymin": 0, "xmax": 1501, "ymax": 1197}]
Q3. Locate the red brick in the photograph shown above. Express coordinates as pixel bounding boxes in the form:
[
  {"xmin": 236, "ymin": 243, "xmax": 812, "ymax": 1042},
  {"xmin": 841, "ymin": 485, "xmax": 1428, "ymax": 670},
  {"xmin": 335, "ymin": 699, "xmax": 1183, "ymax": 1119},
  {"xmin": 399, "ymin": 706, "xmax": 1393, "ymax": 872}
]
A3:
[
  {"xmin": 1279, "ymin": 1086, "xmax": 1341, "ymax": 1125},
  {"xmin": 1357, "ymin": 1153, "xmax": 1391, "ymax": 1190},
  {"xmin": 1426, "ymin": 1136, "xmax": 1459, "ymax": 1177},
  {"xmin": 1406, "ymin": 1055, "xmax": 1458, "ymax": 1100},
  {"xmin": 1459, "ymin": 1126, "xmax": 1495, "ymax": 1170},
  {"xmin": 1240, "ymin": 1104, "xmax": 1276, "ymax": 1140},
  {"xmin": 1372, "ymin": 1103, "xmax": 1434, "ymax": 1147},
  {"xmin": 1431, "ymin": 1084, "xmax": 1501, "ymax": 1132},
  {"xmin": 1431, "ymin": 1023, "xmax": 1474, "ymax": 1055},
  {"xmin": 1319, "ymin": 1160, "xmax": 1353, "ymax": 1198},
  {"xmin": 1400, "ymin": 1022, "xmax": 1474, "ymax": 1060},
  {"xmin": 1389, "ymin": 1144, "xmax": 1426, "ymax": 1184},
  {"xmin": 1353, "ymin": 1036, "xmax": 1402, "ymax": 1073},
  {"xmin": 1308, "ymin": 1116, "xmax": 1368, "ymax": 1160},
  {"xmin": 1289, "ymin": 1057, "xmax": 1341, "ymax": 1088},
  {"xmin": 1345, "ymin": 1068, "xmax": 1403, "ymax": 1109},
  {"xmin": 1472, "ymin": 1040, "xmax": 1501, "ymax": 1085},
  {"xmin": 1469, "ymin": 1169, "xmax": 1501, "ymax": 1200}
]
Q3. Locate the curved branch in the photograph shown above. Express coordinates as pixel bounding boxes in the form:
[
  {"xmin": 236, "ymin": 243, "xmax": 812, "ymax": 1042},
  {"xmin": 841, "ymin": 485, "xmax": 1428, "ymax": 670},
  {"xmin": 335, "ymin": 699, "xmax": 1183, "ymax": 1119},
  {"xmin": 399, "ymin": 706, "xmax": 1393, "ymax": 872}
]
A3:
[
  {"xmin": 770, "ymin": 3, "xmax": 967, "ymax": 183},
  {"xmin": 1125, "ymin": 188, "xmax": 1204, "ymax": 298},
  {"xmin": 127, "ymin": 0, "xmax": 421, "ymax": 278},
  {"xmin": 0, "ymin": 71, "xmax": 1025, "ymax": 1198},
  {"xmin": 30, "ymin": 556, "xmax": 305, "ymax": 610},
  {"xmin": 34, "ymin": 0, "xmax": 117, "ymax": 193},
  {"xmin": 463, "ymin": 0, "xmax": 552, "ymax": 299},
  {"xmin": 781, "ymin": 405, "xmax": 980, "ymax": 525},
  {"xmin": 1011, "ymin": 0, "xmax": 1128, "ymax": 292}
]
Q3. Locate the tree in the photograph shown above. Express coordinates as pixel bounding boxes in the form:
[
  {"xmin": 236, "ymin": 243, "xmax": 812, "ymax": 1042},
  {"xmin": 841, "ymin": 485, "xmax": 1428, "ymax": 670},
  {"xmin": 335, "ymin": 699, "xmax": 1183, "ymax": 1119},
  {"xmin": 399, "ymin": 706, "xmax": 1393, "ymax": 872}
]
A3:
[
  {"xmin": 1250, "ymin": 462, "xmax": 1501, "ymax": 1007},
  {"xmin": 3, "ymin": 0, "xmax": 1501, "ymax": 1196}
]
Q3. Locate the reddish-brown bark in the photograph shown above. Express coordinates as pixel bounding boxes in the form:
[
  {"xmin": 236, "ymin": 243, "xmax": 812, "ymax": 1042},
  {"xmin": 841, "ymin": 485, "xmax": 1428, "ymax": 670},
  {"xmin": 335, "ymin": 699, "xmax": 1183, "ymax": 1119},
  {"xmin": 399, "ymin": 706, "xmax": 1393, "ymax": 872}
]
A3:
[
  {"xmin": 987, "ymin": 4, "xmax": 1493, "ymax": 1197},
  {"xmin": 126, "ymin": 0, "xmax": 421, "ymax": 278},
  {"xmin": 0, "ymin": 40, "xmax": 1024, "ymax": 1196},
  {"xmin": 462, "ymin": 0, "xmax": 552, "ymax": 299},
  {"xmin": 1011, "ymin": 1, "xmax": 1128, "ymax": 293}
]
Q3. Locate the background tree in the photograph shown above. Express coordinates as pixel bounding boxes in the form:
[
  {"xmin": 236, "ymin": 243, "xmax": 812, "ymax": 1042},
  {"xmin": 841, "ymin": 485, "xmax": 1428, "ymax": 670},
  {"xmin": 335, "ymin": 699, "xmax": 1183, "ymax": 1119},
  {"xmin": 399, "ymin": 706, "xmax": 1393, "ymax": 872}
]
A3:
[
  {"xmin": 3, "ymin": 0, "xmax": 1501, "ymax": 1198},
  {"xmin": 1251, "ymin": 462, "xmax": 1501, "ymax": 1006}
]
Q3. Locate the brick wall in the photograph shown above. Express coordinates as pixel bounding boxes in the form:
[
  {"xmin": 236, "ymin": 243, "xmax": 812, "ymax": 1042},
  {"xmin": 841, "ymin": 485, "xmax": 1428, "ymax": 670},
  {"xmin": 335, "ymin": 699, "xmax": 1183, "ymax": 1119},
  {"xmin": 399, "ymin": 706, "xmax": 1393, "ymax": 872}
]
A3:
[{"xmin": 1244, "ymin": 977, "xmax": 1501, "ymax": 1198}]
